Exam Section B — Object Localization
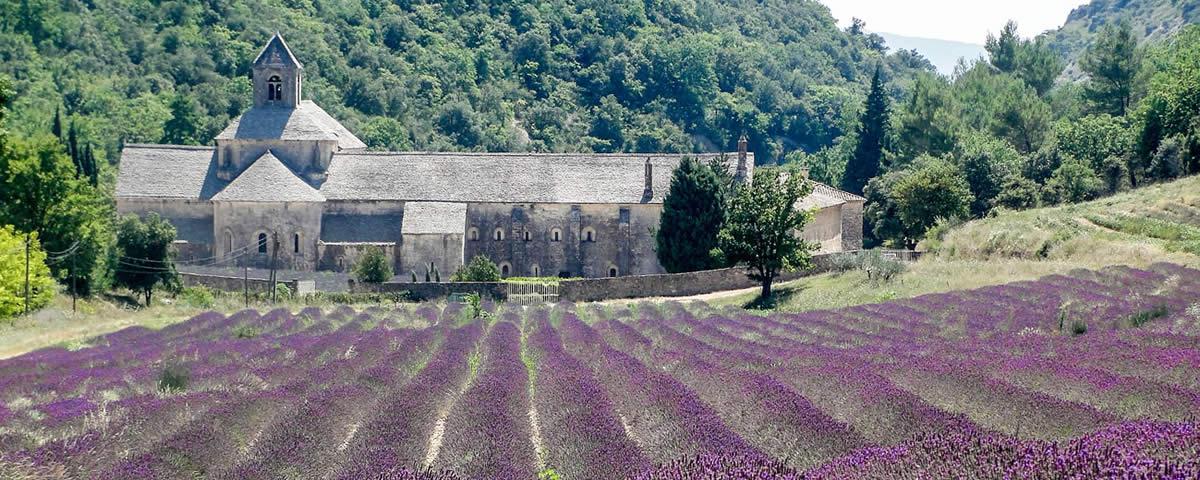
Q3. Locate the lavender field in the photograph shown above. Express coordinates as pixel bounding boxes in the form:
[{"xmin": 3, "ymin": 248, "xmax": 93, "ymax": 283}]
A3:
[{"xmin": 1, "ymin": 264, "xmax": 1199, "ymax": 479}]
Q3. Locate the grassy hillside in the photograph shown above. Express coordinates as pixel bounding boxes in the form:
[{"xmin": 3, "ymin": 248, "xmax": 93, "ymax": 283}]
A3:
[
  {"xmin": 716, "ymin": 175, "xmax": 1200, "ymax": 312},
  {"xmin": 1043, "ymin": 0, "xmax": 1200, "ymax": 77}
]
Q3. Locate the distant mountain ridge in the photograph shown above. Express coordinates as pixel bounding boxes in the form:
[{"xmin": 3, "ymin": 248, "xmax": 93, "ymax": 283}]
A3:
[
  {"xmin": 1042, "ymin": 0, "xmax": 1200, "ymax": 77},
  {"xmin": 877, "ymin": 32, "xmax": 986, "ymax": 76}
]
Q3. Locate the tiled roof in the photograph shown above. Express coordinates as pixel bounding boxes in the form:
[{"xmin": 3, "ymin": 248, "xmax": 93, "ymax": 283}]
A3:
[
  {"xmin": 797, "ymin": 182, "xmax": 866, "ymax": 210},
  {"xmin": 401, "ymin": 202, "xmax": 467, "ymax": 234},
  {"xmin": 813, "ymin": 181, "xmax": 866, "ymax": 202},
  {"xmin": 211, "ymin": 151, "xmax": 325, "ymax": 202},
  {"xmin": 214, "ymin": 101, "xmax": 366, "ymax": 150},
  {"xmin": 319, "ymin": 152, "xmax": 744, "ymax": 204},
  {"xmin": 116, "ymin": 144, "xmax": 225, "ymax": 199},
  {"xmin": 253, "ymin": 32, "xmax": 302, "ymax": 69}
]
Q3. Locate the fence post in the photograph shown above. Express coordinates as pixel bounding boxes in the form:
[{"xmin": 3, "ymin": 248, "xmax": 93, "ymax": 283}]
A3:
[{"xmin": 24, "ymin": 232, "xmax": 30, "ymax": 316}]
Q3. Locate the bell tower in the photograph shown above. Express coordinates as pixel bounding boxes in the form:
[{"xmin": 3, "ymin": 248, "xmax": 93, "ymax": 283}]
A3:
[{"xmin": 252, "ymin": 32, "xmax": 303, "ymax": 108}]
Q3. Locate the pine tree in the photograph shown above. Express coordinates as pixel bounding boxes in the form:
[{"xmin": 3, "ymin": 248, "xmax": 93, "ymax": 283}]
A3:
[
  {"xmin": 51, "ymin": 107, "xmax": 62, "ymax": 139},
  {"xmin": 1082, "ymin": 20, "xmax": 1138, "ymax": 117},
  {"xmin": 843, "ymin": 65, "xmax": 890, "ymax": 196},
  {"xmin": 985, "ymin": 21, "xmax": 1021, "ymax": 73},
  {"xmin": 656, "ymin": 157, "xmax": 728, "ymax": 273}
]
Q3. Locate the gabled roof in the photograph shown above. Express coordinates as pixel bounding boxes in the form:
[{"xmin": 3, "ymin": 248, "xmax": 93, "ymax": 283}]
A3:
[
  {"xmin": 797, "ymin": 181, "xmax": 866, "ymax": 210},
  {"xmin": 253, "ymin": 32, "xmax": 302, "ymax": 69},
  {"xmin": 318, "ymin": 152, "xmax": 744, "ymax": 204},
  {"xmin": 211, "ymin": 151, "xmax": 324, "ymax": 202},
  {"xmin": 116, "ymin": 144, "xmax": 224, "ymax": 199},
  {"xmin": 214, "ymin": 101, "xmax": 366, "ymax": 150}
]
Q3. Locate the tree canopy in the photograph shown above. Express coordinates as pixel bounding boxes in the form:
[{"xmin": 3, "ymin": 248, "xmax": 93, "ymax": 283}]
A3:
[
  {"xmin": 719, "ymin": 169, "xmax": 816, "ymax": 300},
  {"xmin": 114, "ymin": 214, "xmax": 177, "ymax": 306}
]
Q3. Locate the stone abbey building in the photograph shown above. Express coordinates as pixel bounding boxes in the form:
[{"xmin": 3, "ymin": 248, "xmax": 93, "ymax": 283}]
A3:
[{"xmin": 117, "ymin": 34, "xmax": 863, "ymax": 279}]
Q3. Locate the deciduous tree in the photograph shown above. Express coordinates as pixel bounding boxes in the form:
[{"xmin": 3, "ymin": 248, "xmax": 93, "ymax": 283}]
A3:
[
  {"xmin": 114, "ymin": 213, "xmax": 177, "ymax": 306},
  {"xmin": 719, "ymin": 169, "xmax": 816, "ymax": 300}
]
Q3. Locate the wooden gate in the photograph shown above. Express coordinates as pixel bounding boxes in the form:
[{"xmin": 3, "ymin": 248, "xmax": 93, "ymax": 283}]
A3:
[{"xmin": 505, "ymin": 281, "xmax": 559, "ymax": 305}]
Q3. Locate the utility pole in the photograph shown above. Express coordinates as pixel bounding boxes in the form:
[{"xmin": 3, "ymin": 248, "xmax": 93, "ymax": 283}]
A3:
[
  {"xmin": 71, "ymin": 253, "xmax": 77, "ymax": 314},
  {"xmin": 243, "ymin": 264, "xmax": 249, "ymax": 308},
  {"xmin": 24, "ymin": 233, "xmax": 30, "ymax": 316}
]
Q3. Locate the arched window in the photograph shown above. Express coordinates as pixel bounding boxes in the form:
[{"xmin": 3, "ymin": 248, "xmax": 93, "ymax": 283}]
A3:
[
  {"xmin": 267, "ymin": 75, "xmax": 282, "ymax": 101},
  {"xmin": 257, "ymin": 233, "xmax": 269, "ymax": 253},
  {"xmin": 524, "ymin": 230, "xmax": 532, "ymax": 242},
  {"xmin": 609, "ymin": 267, "xmax": 619, "ymax": 278},
  {"xmin": 493, "ymin": 228, "xmax": 505, "ymax": 241},
  {"xmin": 293, "ymin": 232, "xmax": 302, "ymax": 254},
  {"xmin": 467, "ymin": 227, "xmax": 479, "ymax": 241},
  {"xmin": 499, "ymin": 262, "xmax": 511, "ymax": 278},
  {"xmin": 551, "ymin": 228, "xmax": 562, "ymax": 242},
  {"xmin": 226, "ymin": 231, "xmax": 234, "ymax": 255},
  {"xmin": 582, "ymin": 227, "xmax": 596, "ymax": 243},
  {"xmin": 531, "ymin": 265, "xmax": 541, "ymax": 277}
]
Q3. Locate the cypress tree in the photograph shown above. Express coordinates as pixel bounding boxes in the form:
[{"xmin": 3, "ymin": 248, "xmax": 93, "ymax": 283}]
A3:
[
  {"xmin": 843, "ymin": 65, "xmax": 890, "ymax": 196},
  {"xmin": 51, "ymin": 107, "xmax": 62, "ymax": 139},
  {"xmin": 656, "ymin": 157, "xmax": 728, "ymax": 273}
]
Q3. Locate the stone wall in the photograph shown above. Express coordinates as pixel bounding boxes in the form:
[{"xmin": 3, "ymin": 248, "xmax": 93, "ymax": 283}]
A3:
[
  {"xmin": 180, "ymin": 271, "xmax": 299, "ymax": 294},
  {"xmin": 558, "ymin": 253, "xmax": 844, "ymax": 302},
  {"xmin": 318, "ymin": 242, "xmax": 398, "ymax": 273},
  {"xmin": 841, "ymin": 201, "xmax": 865, "ymax": 252},
  {"xmin": 214, "ymin": 201, "xmax": 323, "ymax": 270},
  {"xmin": 349, "ymin": 280, "xmax": 504, "ymax": 301},
  {"xmin": 800, "ymin": 205, "xmax": 844, "ymax": 254},
  {"xmin": 463, "ymin": 202, "xmax": 663, "ymax": 279},
  {"xmin": 399, "ymin": 233, "xmax": 464, "ymax": 280}
]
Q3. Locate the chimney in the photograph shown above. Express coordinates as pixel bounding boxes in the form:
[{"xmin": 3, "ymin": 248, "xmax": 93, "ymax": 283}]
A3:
[
  {"xmin": 643, "ymin": 157, "xmax": 654, "ymax": 201},
  {"xmin": 735, "ymin": 135, "xmax": 752, "ymax": 183}
]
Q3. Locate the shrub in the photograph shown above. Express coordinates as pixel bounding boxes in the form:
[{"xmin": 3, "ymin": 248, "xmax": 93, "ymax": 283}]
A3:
[
  {"xmin": 862, "ymin": 252, "xmax": 906, "ymax": 282},
  {"xmin": 1070, "ymin": 320, "xmax": 1088, "ymax": 336},
  {"xmin": 232, "ymin": 325, "xmax": 260, "ymax": 339},
  {"xmin": 353, "ymin": 246, "xmax": 393, "ymax": 284},
  {"xmin": 177, "ymin": 286, "xmax": 215, "ymax": 309},
  {"xmin": 452, "ymin": 255, "xmax": 500, "ymax": 282},
  {"xmin": 157, "ymin": 364, "xmax": 189, "ymax": 392},
  {"xmin": 273, "ymin": 282, "xmax": 292, "ymax": 300},
  {"xmin": 1128, "ymin": 305, "xmax": 1168, "ymax": 327}
]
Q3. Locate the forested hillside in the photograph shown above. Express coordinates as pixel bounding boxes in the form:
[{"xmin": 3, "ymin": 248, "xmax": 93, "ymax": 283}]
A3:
[
  {"xmin": 1043, "ymin": 0, "xmax": 1200, "ymax": 76},
  {"xmin": 0, "ymin": 0, "xmax": 934, "ymax": 164}
]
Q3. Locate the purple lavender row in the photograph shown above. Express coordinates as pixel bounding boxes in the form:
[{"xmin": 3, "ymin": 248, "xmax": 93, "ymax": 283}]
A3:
[
  {"xmin": 334, "ymin": 321, "xmax": 484, "ymax": 479},
  {"xmin": 559, "ymin": 314, "xmax": 764, "ymax": 466},
  {"xmin": 525, "ymin": 311, "xmax": 648, "ymax": 478},
  {"xmin": 430, "ymin": 321, "xmax": 537, "ymax": 478}
]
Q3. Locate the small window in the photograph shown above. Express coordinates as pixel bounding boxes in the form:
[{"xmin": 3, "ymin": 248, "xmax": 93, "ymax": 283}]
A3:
[
  {"xmin": 551, "ymin": 228, "xmax": 562, "ymax": 242},
  {"xmin": 226, "ymin": 231, "xmax": 234, "ymax": 254},
  {"xmin": 531, "ymin": 265, "xmax": 541, "ymax": 277},
  {"xmin": 268, "ymin": 75, "xmax": 282, "ymax": 101},
  {"xmin": 582, "ymin": 227, "xmax": 596, "ymax": 243},
  {"xmin": 524, "ymin": 230, "xmax": 532, "ymax": 242},
  {"xmin": 500, "ymin": 262, "xmax": 511, "ymax": 278},
  {"xmin": 257, "ymin": 233, "xmax": 268, "ymax": 253},
  {"xmin": 468, "ymin": 227, "xmax": 479, "ymax": 241},
  {"xmin": 493, "ymin": 228, "xmax": 505, "ymax": 241},
  {"xmin": 609, "ymin": 267, "xmax": 619, "ymax": 278},
  {"xmin": 293, "ymin": 233, "xmax": 301, "ymax": 254}
]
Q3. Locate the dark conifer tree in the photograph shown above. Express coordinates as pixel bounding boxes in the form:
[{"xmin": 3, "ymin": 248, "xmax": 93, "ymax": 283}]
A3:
[
  {"xmin": 843, "ymin": 65, "xmax": 890, "ymax": 196},
  {"xmin": 51, "ymin": 107, "xmax": 62, "ymax": 139},
  {"xmin": 656, "ymin": 157, "xmax": 728, "ymax": 273}
]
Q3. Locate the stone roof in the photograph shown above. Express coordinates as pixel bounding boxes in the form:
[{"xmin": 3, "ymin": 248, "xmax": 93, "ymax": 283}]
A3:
[
  {"xmin": 401, "ymin": 202, "xmax": 468, "ymax": 234},
  {"xmin": 116, "ymin": 144, "xmax": 224, "ymax": 199},
  {"xmin": 319, "ymin": 152, "xmax": 744, "ymax": 204},
  {"xmin": 797, "ymin": 181, "xmax": 866, "ymax": 210},
  {"xmin": 211, "ymin": 151, "xmax": 325, "ymax": 202},
  {"xmin": 253, "ymin": 32, "xmax": 302, "ymax": 69},
  {"xmin": 214, "ymin": 101, "xmax": 366, "ymax": 150}
]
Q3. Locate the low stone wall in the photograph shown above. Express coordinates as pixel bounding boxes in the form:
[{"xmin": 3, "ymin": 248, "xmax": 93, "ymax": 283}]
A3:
[
  {"xmin": 179, "ymin": 272, "xmax": 299, "ymax": 294},
  {"xmin": 558, "ymin": 253, "xmax": 843, "ymax": 302},
  {"xmin": 349, "ymin": 280, "xmax": 505, "ymax": 301}
]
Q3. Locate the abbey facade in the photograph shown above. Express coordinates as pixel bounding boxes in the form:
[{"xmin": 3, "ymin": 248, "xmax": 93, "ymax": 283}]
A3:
[{"xmin": 116, "ymin": 34, "xmax": 864, "ymax": 279}]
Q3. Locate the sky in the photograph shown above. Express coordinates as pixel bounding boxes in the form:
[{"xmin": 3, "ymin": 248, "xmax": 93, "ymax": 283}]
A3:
[{"xmin": 820, "ymin": 0, "xmax": 1087, "ymax": 45}]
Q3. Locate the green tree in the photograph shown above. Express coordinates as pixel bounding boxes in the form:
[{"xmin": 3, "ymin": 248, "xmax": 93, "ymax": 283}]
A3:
[
  {"xmin": 891, "ymin": 157, "xmax": 973, "ymax": 248},
  {"xmin": 985, "ymin": 21, "xmax": 1021, "ymax": 73},
  {"xmin": 353, "ymin": 246, "xmax": 393, "ymax": 284},
  {"xmin": 161, "ymin": 93, "xmax": 202, "ymax": 145},
  {"xmin": 114, "ymin": 214, "xmax": 177, "ymax": 306},
  {"xmin": 897, "ymin": 73, "xmax": 959, "ymax": 159},
  {"xmin": 0, "ymin": 226, "xmax": 55, "ymax": 318},
  {"xmin": 954, "ymin": 132, "xmax": 1021, "ymax": 217},
  {"xmin": 1081, "ymin": 20, "xmax": 1139, "ymax": 116},
  {"xmin": 1053, "ymin": 115, "xmax": 1133, "ymax": 192},
  {"xmin": 1150, "ymin": 135, "xmax": 1187, "ymax": 180},
  {"xmin": 843, "ymin": 65, "xmax": 889, "ymax": 196},
  {"xmin": 1015, "ymin": 37, "xmax": 1064, "ymax": 97},
  {"xmin": 451, "ymin": 255, "xmax": 500, "ymax": 282},
  {"xmin": 656, "ymin": 157, "xmax": 728, "ymax": 273},
  {"xmin": 719, "ymin": 169, "xmax": 816, "ymax": 299},
  {"xmin": 1045, "ymin": 157, "xmax": 1103, "ymax": 204}
]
